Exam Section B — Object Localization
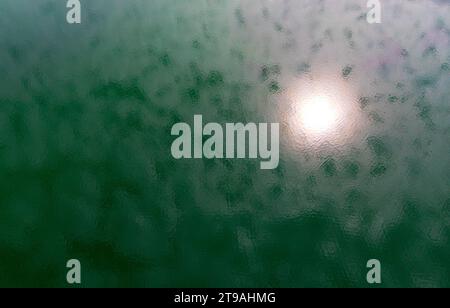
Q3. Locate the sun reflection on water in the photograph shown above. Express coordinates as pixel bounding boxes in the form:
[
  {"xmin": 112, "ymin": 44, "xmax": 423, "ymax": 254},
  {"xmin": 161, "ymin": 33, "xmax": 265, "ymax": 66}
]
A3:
[
  {"xmin": 280, "ymin": 73, "xmax": 365, "ymax": 154},
  {"xmin": 296, "ymin": 94, "xmax": 342, "ymax": 134}
]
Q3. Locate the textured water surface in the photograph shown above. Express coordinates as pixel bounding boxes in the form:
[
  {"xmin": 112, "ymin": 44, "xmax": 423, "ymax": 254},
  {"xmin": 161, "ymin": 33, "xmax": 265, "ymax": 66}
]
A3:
[{"xmin": 0, "ymin": 0, "xmax": 449, "ymax": 287}]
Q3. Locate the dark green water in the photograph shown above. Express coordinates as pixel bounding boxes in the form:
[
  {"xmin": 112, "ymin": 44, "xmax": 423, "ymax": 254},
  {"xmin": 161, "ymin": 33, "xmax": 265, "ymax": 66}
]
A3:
[{"xmin": 0, "ymin": 0, "xmax": 449, "ymax": 287}]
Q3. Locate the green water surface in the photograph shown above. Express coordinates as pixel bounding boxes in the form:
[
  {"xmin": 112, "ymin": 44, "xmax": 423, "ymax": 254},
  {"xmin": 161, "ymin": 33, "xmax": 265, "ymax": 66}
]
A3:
[{"xmin": 0, "ymin": 0, "xmax": 449, "ymax": 287}]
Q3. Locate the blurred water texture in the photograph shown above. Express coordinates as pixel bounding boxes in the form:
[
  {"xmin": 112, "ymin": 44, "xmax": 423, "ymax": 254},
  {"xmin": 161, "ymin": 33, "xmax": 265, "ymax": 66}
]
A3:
[{"xmin": 0, "ymin": 0, "xmax": 449, "ymax": 287}]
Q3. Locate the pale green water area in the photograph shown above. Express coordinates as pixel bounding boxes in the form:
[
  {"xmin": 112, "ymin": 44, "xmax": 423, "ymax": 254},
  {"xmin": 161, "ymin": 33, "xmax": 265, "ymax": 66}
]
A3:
[{"xmin": 0, "ymin": 0, "xmax": 449, "ymax": 287}]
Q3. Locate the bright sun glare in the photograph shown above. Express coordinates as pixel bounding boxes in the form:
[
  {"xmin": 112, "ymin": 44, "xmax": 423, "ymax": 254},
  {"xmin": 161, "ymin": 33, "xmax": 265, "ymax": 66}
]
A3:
[
  {"xmin": 283, "ymin": 73, "xmax": 364, "ymax": 149},
  {"xmin": 298, "ymin": 95, "xmax": 340, "ymax": 133}
]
